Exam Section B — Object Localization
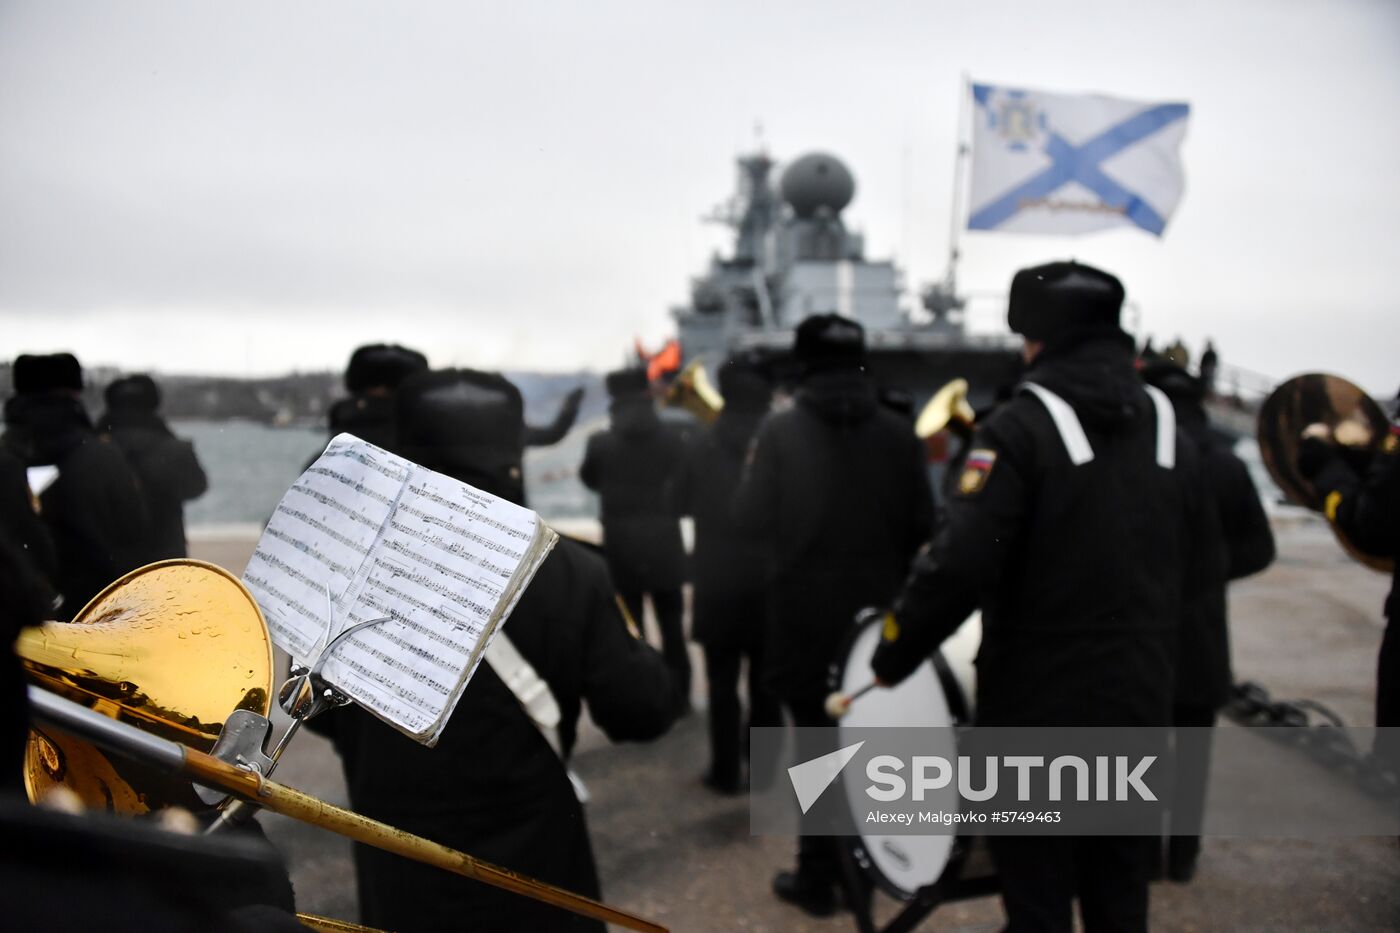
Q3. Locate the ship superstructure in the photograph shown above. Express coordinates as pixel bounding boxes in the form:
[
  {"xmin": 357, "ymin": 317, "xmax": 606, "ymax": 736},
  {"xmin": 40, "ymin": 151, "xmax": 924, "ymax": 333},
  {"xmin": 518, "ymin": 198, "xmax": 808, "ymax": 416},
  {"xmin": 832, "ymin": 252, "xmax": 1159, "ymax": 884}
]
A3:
[{"xmin": 672, "ymin": 151, "xmax": 1021, "ymax": 410}]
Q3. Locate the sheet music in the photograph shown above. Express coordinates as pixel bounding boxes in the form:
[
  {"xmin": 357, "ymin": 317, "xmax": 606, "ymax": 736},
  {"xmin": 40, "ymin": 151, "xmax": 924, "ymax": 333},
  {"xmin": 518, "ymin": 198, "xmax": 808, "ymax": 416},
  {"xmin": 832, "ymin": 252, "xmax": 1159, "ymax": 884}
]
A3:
[{"xmin": 243, "ymin": 434, "xmax": 556, "ymax": 744}]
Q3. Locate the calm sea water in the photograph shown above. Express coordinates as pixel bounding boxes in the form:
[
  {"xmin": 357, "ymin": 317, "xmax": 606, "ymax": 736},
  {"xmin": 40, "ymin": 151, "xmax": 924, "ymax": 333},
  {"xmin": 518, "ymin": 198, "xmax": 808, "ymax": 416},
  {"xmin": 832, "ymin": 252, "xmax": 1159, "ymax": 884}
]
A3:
[
  {"xmin": 176, "ymin": 421, "xmax": 326, "ymax": 532},
  {"xmin": 175, "ymin": 419, "xmax": 599, "ymax": 534},
  {"xmin": 175, "ymin": 418, "xmax": 1284, "ymax": 535}
]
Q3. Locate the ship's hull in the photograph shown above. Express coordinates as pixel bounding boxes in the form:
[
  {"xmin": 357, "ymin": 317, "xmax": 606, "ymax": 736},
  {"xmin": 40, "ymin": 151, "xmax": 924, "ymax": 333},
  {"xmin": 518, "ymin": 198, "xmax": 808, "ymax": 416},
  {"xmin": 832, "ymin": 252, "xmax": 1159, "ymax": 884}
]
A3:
[{"xmin": 711, "ymin": 330, "xmax": 1023, "ymax": 415}]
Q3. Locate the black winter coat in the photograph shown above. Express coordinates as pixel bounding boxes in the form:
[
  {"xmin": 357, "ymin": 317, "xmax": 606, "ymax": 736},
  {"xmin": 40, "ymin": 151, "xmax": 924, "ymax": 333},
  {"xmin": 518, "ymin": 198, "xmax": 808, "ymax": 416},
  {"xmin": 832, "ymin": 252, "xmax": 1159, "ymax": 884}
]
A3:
[
  {"xmin": 523, "ymin": 388, "xmax": 584, "ymax": 448},
  {"xmin": 1174, "ymin": 410, "xmax": 1275, "ymax": 710},
  {"xmin": 1313, "ymin": 425, "xmax": 1400, "ymax": 619},
  {"xmin": 98, "ymin": 410, "xmax": 207, "ymax": 560},
  {"xmin": 320, "ymin": 538, "xmax": 680, "ymax": 932},
  {"xmin": 872, "ymin": 334, "xmax": 1207, "ymax": 727},
  {"xmin": 2, "ymin": 396, "xmax": 150, "ymax": 619},
  {"xmin": 734, "ymin": 371, "xmax": 934, "ymax": 702},
  {"xmin": 327, "ymin": 395, "xmax": 398, "ymax": 452},
  {"xmin": 0, "ymin": 444, "xmax": 57, "ymax": 591},
  {"xmin": 674, "ymin": 405, "xmax": 770, "ymax": 647},
  {"xmin": 0, "ymin": 461, "xmax": 56, "ymax": 793},
  {"xmin": 579, "ymin": 399, "xmax": 686, "ymax": 592}
]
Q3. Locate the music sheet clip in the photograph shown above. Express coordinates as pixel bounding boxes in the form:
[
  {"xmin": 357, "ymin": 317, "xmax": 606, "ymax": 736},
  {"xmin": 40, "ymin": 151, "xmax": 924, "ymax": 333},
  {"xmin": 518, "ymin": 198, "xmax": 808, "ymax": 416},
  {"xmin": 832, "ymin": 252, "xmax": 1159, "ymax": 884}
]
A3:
[{"xmin": 277, "ymin": 584, "xmax": 390, "ymax": 723}]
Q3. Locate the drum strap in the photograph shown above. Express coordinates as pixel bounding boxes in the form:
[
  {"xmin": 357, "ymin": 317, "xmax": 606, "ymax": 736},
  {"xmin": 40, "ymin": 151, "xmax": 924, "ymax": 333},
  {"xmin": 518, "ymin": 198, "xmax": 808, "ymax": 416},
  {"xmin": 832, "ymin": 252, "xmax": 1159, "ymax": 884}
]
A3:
[
  {"xmin": 484, "ymin": 632, "xmax": 590, "ymax": 803},
  {"xmin": 1020, "ymin": 382, "xmax": 1175, "ymax": 469}
]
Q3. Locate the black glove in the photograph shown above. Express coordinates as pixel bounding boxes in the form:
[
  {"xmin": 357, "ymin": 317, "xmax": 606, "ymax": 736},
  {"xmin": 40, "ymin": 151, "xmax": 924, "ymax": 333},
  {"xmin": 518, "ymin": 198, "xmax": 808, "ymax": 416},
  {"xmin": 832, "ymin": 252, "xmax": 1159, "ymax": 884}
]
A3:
[{"xmin": 1297, "ymin": 436, "xmax": 1335, "ymax": 480}]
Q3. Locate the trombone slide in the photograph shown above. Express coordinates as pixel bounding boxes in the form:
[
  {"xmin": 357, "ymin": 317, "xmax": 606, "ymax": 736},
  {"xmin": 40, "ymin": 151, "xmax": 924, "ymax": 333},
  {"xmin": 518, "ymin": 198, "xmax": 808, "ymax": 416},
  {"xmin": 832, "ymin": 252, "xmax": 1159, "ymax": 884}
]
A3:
[{"xmin": 26, "ymin": 685, "xmax": 668, "ymax": 933}]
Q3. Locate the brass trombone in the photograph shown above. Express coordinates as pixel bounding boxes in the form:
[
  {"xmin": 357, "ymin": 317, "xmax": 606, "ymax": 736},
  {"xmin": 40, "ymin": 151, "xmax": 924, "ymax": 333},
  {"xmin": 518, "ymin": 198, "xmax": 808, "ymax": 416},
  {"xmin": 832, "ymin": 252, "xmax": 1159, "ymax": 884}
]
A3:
[
  {"xmin": 663, "ymin": 359, "xmax": 724, "ymax": 424},
  {"xmin": 18, "ymin": 560, "xmax": 667, "ymax": 933},
  {"xmin": 915, "ymin": 377, "xmax": 976, "ymax": 440}
]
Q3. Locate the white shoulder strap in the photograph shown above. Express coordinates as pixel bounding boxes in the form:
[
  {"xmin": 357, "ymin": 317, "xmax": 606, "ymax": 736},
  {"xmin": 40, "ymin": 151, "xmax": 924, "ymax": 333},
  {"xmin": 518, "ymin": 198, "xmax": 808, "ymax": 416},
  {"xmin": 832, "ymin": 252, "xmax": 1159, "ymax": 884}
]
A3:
[
  {"xmin": 484, "ymin": 631, "xmax": 590, "ymax": 803},
  {"xmin": 484, "ymin": 631, "xmax": 562, "ymax": 755},
  {"xmin": 1020, "ymin": 382, "xmax": 1095, "ymax": 465},
  {"xmin": 1143, "ymin": 384, "xmax": 1176, "ymax": 469}
]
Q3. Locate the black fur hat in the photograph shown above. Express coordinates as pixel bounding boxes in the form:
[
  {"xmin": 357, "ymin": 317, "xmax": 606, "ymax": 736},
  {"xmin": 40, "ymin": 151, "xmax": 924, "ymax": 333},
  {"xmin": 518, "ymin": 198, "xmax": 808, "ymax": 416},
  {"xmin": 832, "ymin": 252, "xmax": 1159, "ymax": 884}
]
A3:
[
  {"xmin": 1007, "ymin": 261, "xmax": 1124, "ymax": 341},
  {"xmin": 344, "ymin": 344, "xmax": 429, "ymax": 393},
  {"xmin": 793, "ymin": 313, "xmax": 865, "ymax": 373},
  {"xmin": 718, "ymin": 354, "xmax": 772, "ymax": 410},
  {"xmin": 104, "ymin": 374, "xmax": 161, "ymax": 412},
  {"xmin": 605, "ymin": 367, "xmax": 650, "ymax": 399},
  {"xmin": 12, "ymin": 353, "xmax": 83, "ymax": 395},
  {"xmin": 396, "ymin": 369, "xmax": 526, "ymax": 504}
]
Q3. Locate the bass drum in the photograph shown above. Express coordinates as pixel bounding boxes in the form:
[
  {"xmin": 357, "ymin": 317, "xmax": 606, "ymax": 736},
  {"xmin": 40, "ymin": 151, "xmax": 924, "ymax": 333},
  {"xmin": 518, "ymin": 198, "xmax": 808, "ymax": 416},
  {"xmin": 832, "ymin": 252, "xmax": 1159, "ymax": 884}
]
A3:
[{"xmin": 830, "ymin": 608, "xmax": 982, "ymax": 901}]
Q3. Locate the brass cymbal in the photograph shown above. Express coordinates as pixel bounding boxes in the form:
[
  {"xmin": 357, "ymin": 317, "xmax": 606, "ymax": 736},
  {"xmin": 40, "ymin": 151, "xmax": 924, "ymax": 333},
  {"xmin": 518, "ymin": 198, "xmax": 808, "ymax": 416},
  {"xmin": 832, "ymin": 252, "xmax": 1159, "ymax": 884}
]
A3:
[{"xmin": 1258, "ymin": 373, "xmax": 1393, "ymax": 573}]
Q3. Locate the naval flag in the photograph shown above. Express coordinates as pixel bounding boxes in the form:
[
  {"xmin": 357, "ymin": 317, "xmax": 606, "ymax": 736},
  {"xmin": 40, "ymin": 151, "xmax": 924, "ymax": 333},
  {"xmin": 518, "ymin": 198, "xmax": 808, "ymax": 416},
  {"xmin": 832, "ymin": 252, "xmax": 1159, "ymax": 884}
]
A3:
[{"xmin": 967, "ymin": 83, "xmax": 1190, "ymax": 237}]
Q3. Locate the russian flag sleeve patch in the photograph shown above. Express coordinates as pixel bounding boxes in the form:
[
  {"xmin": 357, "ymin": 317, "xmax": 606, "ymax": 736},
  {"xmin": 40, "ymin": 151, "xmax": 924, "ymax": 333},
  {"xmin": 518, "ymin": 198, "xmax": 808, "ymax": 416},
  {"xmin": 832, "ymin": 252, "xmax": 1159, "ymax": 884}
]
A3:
[{"xmin": 957, "ymin": 448, "xmax": 998, "ymax": 496}]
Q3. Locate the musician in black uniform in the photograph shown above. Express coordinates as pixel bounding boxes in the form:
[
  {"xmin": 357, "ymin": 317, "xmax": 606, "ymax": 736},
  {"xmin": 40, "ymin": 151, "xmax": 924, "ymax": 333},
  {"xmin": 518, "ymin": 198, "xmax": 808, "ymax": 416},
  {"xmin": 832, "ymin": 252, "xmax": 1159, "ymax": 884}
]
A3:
[
  {"xmin": 0, "ymin": 504, "xmax": 55, "ymax": 794},
  {"xmin": 1, "ymin": 354, "xmax": 150, "ymax": 619},
  {"xmin": 674, "ymin": 354, "xmax": 781, "ymax": 794},
  {"xmin": 98, "ymin": 375, "xmax": 208, "ymax": 560},
  {"xmin": 0, "ymin": 430, "xmax": 56, "ymax": 598},
  {"xmin": 317, "ymin": 369, "xmax": 682, "ymax": 932},
  {"xmin": 734, "ymin": 314, "xmax": 934, "ymax": 916},
  {"xmin": 579, "ymin": 368, "xmax": 690, "ymax": 704},
  {"xmin": 325, "ymin": 343, "xmax": 430, "ymax": 451},
  {"xmin": 0, "ymin": 409, "xmax": 60, "ymax": 792},
  {"xmin": 871, "ymin": 262, "xmax": 1203, "ymax": 932},
  {"xmin": 1143, "ymin": 360, "xmax": 1275, "ymax": 882},
  {"xmin": 1300, "ymin": 412, "xmax": 1400, "ymax": 776}
]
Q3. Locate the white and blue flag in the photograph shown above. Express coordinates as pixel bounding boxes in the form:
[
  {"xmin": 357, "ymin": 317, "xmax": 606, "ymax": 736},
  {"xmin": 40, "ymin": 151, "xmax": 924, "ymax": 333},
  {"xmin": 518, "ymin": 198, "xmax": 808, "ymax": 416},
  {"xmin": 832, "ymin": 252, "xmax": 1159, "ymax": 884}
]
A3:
[{"xmin": 967, "ymin": 83, "xmax": 1190, "ymax": 237}]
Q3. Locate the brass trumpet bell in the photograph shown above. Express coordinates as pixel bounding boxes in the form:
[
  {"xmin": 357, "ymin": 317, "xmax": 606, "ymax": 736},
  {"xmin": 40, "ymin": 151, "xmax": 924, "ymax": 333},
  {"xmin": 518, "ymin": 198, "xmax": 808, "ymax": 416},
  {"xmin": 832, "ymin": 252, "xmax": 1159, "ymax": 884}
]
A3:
[
  {"xmin": 1258, "ymin": 373, "xmax": 1394, "ymax": 573},
  {"xmin": 664, "ymin": 359, "xmax": 724, "ymax": 424},
  {"xmin": 20, "ymin": 559, "xmax": 274, "ymax": 813},
  {"xmin": 915, "ymin": 378, "xmax": 976, "ymax": 440}
]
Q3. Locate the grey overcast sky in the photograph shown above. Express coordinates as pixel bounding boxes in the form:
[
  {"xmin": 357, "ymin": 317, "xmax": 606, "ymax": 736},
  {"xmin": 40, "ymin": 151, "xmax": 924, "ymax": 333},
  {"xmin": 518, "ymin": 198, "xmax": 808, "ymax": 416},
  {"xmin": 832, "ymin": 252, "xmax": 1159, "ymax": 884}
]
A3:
[{"xmin": 1, "ymin": 0, "xmax": 1397, "ymax": 394}]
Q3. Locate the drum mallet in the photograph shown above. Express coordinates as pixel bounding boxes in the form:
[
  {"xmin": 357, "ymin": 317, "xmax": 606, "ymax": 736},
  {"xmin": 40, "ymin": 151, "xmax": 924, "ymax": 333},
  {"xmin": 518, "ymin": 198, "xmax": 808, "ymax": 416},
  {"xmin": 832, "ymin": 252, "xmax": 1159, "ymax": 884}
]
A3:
[{"xmin": 825, "ymin": 682, "xmax": 879, "ymax": 720}]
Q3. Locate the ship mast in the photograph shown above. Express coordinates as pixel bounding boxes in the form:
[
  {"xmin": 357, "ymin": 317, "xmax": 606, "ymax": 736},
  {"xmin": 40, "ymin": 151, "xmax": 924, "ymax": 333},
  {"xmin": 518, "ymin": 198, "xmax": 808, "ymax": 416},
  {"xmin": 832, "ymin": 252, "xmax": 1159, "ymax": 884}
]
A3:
[{"xmin": 923, "ymin": 74, "xmax": 971, "ymax": 326}]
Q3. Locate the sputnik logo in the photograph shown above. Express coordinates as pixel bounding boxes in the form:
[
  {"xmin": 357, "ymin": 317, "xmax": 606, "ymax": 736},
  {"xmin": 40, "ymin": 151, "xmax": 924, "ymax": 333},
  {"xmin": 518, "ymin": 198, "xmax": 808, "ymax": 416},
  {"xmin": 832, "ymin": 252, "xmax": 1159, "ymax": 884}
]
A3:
[{"xmin": 787, "ymin": 741, "xmax": 865, "ymax": 814}]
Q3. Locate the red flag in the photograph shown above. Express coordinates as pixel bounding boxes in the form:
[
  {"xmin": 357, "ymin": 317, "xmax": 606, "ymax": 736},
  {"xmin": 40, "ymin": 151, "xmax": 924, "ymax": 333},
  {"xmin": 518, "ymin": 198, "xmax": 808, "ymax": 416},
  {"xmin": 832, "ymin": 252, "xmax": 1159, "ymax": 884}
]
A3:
[{"xmin": 646, "ymin": 339, "xmax": 681, "ymax": 382}]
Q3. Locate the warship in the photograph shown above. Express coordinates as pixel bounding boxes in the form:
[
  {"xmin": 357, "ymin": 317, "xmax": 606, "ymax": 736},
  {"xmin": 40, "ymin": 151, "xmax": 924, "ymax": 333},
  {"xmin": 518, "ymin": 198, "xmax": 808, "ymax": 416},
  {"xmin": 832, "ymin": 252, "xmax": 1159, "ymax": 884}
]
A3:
[{"xmin": 668, "ymin": 150, "xmax": 1022, "ymax": 412}]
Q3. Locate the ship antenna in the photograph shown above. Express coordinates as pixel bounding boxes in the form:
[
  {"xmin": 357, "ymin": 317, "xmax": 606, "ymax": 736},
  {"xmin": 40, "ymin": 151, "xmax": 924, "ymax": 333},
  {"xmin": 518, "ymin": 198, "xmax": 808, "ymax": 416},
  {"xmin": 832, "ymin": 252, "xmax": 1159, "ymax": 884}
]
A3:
[{"xmin": 923, "ymin": 73, "xmax": 972, "ymax": 324}]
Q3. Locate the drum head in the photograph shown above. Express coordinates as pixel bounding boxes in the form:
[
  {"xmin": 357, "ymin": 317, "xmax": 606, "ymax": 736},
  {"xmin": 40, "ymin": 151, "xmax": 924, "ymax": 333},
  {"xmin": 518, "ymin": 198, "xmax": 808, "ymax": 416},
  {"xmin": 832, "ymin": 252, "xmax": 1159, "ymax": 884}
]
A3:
[{"xmin": 832, "ymin": 612, "xmax": 971, "ymax": 900}]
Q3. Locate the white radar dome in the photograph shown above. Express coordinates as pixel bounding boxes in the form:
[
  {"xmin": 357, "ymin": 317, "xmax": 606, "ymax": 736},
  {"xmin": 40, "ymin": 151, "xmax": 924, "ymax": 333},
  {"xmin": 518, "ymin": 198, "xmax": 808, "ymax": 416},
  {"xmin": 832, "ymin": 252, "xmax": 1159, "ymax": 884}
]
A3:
[{"xmin": 780, "ymin": 152, "xmax": 856, "ymax": 218}]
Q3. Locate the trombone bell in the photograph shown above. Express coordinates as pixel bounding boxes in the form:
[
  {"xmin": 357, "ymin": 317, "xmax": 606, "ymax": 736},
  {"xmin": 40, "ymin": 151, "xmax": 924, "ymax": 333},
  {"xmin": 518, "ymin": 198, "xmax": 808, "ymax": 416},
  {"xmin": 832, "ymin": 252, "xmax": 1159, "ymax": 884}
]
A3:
[
  {"xmin": 664, "ymin": 359, "xmax": 724, "ymax": 424},
  {"xmin": 17, "ymin": 565, "xmax": 670, "ymax": 932},
  {"xmin": 19, "ymin": 560, "xmax": 274, "ymax": 813}
]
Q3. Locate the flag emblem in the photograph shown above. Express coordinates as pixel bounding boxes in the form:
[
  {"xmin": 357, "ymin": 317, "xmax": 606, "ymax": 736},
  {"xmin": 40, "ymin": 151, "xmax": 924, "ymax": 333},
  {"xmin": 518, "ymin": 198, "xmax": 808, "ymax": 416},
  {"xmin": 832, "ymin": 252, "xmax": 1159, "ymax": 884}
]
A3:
[
  {"xmin": 958, "ymin": 448, "xmax": 998, "ymax": 496},
  {"xmin": 968, "ymin": 83, "xmax": 1190, "ymax": 237},
  {"xmin": 989, "ymin": 92, "xmax": 1046, "ymax": 152}
]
